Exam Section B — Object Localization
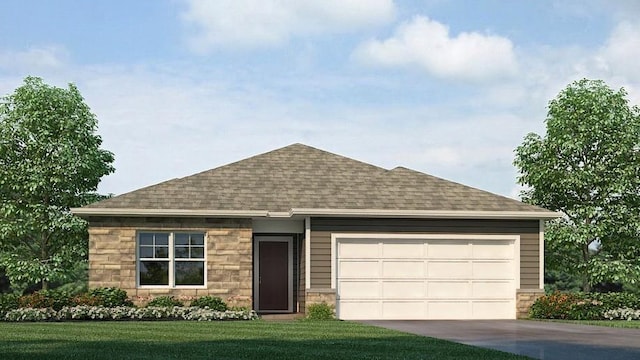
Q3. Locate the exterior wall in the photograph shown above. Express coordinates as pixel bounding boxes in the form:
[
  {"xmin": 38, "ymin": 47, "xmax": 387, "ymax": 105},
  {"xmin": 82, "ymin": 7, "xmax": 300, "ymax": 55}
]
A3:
[
  {"xmin": 298, "ymin": 237, "xmax": 306, "ymax": 313},
  {"xmin": 87, "ymin": 217, "xmax": 253, "ymax": 307},
  {"xmin": 305, "ymin": 288, "xmax": 336, "ymax": 309},
  {"xmin": 309, "ymin": 218, "xmax": 540, "ymax": 289},
  {"xmin": 516, "ymin": 289, "xmax": 545, "ymax": 318}
]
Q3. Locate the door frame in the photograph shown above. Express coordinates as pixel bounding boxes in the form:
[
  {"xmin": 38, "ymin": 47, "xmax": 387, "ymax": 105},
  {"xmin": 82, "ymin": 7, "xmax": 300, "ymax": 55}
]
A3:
[{"xmin": 253, "ymin": 235, "xmax": 293, "ymax": 313}]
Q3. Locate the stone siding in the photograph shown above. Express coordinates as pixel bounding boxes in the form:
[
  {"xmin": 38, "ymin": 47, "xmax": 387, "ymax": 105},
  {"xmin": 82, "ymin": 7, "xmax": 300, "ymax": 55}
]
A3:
[
  {"xmin": 305, "ymin": 288, "xmax": 336, "ymax": 311},
  {"xmin": 87, "ymin": 217, "xmax": 252, "ymax": 307},
  {"xmin": 516, "ymin": 289, "xmax": 545, "ymax": 318}
]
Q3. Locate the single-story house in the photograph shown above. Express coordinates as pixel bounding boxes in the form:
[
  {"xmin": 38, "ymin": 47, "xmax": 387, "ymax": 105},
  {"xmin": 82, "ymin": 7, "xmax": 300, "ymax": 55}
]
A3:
[{"xmin": 72, "ymin": 143, "xmax": 559, "ymax": 319}]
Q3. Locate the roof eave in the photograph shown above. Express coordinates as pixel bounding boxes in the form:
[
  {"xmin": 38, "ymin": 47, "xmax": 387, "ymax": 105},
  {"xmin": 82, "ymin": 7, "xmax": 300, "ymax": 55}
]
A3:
[
  {"xmin": 71, "ymin": 207, "xmax": 561, "ymax": 220},
  {"xmin": 290, "ymin": 208, "xmax": 562, "ymax": 219}
]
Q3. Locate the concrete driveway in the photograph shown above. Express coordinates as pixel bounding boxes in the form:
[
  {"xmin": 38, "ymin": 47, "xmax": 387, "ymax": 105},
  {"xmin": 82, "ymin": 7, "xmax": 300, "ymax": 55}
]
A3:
[{"xmin": 362, "ymin": 320, "xmax": 640, "ymax": 359}]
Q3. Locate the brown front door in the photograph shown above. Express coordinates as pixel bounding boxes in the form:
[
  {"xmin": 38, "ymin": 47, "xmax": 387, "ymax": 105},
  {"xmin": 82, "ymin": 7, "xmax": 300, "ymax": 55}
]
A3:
[{"xmin": 258, "ymin": 240, "xmax": 289, "ymax": 311}]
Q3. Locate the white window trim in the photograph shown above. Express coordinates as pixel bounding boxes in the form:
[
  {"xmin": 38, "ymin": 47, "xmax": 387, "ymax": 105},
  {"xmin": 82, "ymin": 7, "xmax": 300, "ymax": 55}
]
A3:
[{"xmin": 136, "ymin": 231, "xmax": 207, "ymax": 289}]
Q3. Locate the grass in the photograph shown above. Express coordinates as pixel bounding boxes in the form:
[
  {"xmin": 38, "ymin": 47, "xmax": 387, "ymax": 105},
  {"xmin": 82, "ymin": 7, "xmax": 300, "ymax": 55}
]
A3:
[
  {"xmin": 541, "ymin": 319, "xmax": 640, "ymax": 329},
  {"xmin": 0, "ymin": 320, "xmax": 528, "ymax": 359}
]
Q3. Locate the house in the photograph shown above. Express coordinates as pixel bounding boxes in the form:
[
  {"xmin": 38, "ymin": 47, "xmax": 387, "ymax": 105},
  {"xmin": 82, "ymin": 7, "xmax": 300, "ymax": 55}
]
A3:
[{"xmin": 72, "ymin": 143, "xmax": 559, "ymax": 319}]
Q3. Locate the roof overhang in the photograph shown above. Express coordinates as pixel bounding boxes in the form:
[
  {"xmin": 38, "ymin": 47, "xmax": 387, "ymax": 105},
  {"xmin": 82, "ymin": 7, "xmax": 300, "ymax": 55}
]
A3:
[{"xmin": 71, "ymin": 207, "xmax": 561, "ymax": 220}]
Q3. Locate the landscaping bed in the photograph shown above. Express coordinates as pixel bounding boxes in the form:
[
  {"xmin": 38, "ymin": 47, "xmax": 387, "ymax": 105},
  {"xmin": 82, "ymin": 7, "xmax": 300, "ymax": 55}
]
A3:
[
  {"xmin": 0, "ymin": 288, "xmax": 257, "ymax": 322},
  {"xmin": 529, "ymin": 291, "xmax": 640, "ymax": 320}
]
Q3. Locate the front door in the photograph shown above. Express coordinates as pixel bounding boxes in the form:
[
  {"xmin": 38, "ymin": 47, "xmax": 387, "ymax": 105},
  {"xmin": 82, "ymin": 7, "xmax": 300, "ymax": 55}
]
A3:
[{"xmin": 255, "ymin": 236, "xmax": 292, "ymax": 312}]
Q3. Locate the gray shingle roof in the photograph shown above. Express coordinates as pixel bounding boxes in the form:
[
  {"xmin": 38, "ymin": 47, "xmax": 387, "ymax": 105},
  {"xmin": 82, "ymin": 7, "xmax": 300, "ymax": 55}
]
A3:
[{"xmin": 83, "ymin": 143, "xmax": 552, "ymax": 215}]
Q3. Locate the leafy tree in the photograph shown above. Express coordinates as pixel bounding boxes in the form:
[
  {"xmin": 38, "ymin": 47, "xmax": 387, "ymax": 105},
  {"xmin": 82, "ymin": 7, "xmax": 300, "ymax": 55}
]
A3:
[
  {"xmin": 0, "ymin": 77, "xmax": 114, "ymax": 292},
  {"xmin": 515, "ymin": 79, "xmax": 640, "ymax": 292}
]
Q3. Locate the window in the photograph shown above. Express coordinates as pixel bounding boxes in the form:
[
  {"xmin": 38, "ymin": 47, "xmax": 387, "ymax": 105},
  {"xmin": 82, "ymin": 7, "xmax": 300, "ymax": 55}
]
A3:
[{"xmin": 138, "ymin": 232, "xmax": 205, "ymax": 287}]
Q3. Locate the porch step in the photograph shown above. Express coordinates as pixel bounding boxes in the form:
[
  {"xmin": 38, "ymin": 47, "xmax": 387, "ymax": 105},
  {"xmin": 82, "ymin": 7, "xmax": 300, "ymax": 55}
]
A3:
[{"xmin": 260, "ymin": 313, "xmax": 305, "ymax": 321}]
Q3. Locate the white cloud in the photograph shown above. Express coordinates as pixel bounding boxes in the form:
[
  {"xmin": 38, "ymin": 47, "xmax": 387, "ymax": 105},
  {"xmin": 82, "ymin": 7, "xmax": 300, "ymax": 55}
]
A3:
[
  {"xmin": 597, "ymin": 21, "xmax": 640, "ymax": 82},
  {"xmin": 181, "ymin": 0, "xmax": 396, "ymax": 52},
  {"xmin": 0, "ymin": 45, "xmax": 69, "ymax": 72},
  {"xmin": 352, "ymin": 16, "xmax": 518, "ymax": 81}
]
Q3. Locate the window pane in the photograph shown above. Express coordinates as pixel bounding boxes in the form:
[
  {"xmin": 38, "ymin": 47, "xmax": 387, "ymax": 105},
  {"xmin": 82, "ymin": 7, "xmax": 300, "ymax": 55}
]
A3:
[
  {"xmin": 140, "ymin": 261, "xmax": 169, "ymax": 285},
  {"xmin": 175, "ymin": 246, "xmax": 189, "ymax": 258},
  {"xmin": 175, "ymin": 261, "xmax": 204, "ymax": 286},
  {"xmin": 190, "ymin": 234, "xmax": 204, "ymax": 246},
  {"xmin": 139, "ymin": 246, "xmax": 154, "ymax": 258},
  {"xmin": 191, "ymin": 247, "xmax": 204, "ymax": 259},
  {"xmin": 155, "ymin": 246, "xmax": 169, "ymax": 258},
  {"xmin": 175, "ymin": 233, "xmax": 189, "ymax": 245},
  {"xmin": 139, "ymin": 233, "xmax": 153, "ymax": 246},
  {"xmin": 155, "ymin": 233, "xmax": 169, "ymax": 246}
]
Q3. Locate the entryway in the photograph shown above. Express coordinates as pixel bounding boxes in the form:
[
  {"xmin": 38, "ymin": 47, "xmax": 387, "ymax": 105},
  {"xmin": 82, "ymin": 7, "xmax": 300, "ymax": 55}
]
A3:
[{"xmin": 254, "ymin": 235, "xmax": 293, "ymax": 313}]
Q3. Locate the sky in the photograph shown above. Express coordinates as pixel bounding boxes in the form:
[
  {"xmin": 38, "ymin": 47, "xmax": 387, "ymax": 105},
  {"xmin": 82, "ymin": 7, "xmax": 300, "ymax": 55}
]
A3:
[{"xmin": 1, "ymin": 0, "xmax": 640, "ymax": 199}]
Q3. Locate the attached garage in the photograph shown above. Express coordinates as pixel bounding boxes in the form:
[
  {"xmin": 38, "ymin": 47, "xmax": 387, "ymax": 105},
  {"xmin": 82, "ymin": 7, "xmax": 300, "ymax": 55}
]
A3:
[{"xmin": 331, "ymin": 234, "xmax": 519, "ymax": 320}]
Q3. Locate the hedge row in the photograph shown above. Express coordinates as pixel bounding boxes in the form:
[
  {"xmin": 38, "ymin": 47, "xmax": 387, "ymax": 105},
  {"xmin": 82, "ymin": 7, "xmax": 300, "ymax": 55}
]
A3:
[
  {"xmin": 3, "ymin": 306, "xmax": 258, "ymax": 322},
  {"xmin": 530, "ymin": 292, "xmax": 640, "ymax": 320}
]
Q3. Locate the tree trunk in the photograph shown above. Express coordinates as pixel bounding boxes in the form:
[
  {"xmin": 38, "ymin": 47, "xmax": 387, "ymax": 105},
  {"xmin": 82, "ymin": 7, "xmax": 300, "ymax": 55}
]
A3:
[{"xmin": 581, "ymin": 243, "xmax": 591, "ymax": 292}]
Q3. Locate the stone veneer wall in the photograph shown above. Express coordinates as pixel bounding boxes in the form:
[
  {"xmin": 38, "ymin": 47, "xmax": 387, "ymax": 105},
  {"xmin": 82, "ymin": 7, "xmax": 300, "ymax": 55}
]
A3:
[
  {"xmin": 87, "ymin": 217, "xmax": 253, "ymax": 307},
  {"xmin": 305, "ymin": 289, "xmax": 336, "ymax": 311},
  {"xmin": 516, "ymin": 289, "xmax": 545, "ymax": 318}
]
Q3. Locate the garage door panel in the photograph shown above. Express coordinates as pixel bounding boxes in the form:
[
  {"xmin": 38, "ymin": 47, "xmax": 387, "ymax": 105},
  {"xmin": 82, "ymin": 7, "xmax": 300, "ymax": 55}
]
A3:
[
  {"xmin": 428, "ymin": 301, "xmax": 470, "ymax": 319},
  {"xmin": 472, "ymin": 261, "xmax": 513, "ymax": 279},
  {"xmin": 339, "ymin": 261, "xmax": 379, "ymax": 278},
  {"xmin": 339, "ymin": 241, "xmax": 378, "ymax": 258},
  {"xmin": 382, "ymin": 302, "xmax": 425, "ymax": 319},
  {"xmin": 382, "ymin": 261, "xmax": 425, "ymax": 278},
  {"xmin": 382, "ymin": 242, "xmax": 425, "ymax": 258},
  {"xmin": 428, "ymin": 281, "xmax": 470, "ymax": 299},
  {"xmin": 472, "ymin": 301, "xmax": 514, "ymax": 319},
  {"xmin": 339, "ymin": 280, "xmax": 380, "ymax": 298},
  {"xmin": 472, "ymin": 241, "xmax": 514, "ymax": 259},
  {"xmin": 472, "ymin": 281, "xmax": 514, "ymax": 298},
  {"xmin": 382, "ymin": 281, "xmax": 425, "ymax": 299},
  {"xmin": 428, "ymin": 261, "xmax": 471, "ymax": 278},
  {"xmin": 428, "ymin": 241, "xmax": 470, "ymax": 258},
  {"xmin": 339, "ymin": 301, "xmax": 380, "ymax": 320}
]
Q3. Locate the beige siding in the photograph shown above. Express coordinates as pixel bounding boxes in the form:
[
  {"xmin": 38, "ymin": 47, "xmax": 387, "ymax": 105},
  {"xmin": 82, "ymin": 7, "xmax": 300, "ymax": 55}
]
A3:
[{"xmin": 309, "ymin": 218, "xmax": 540, "ymax": 289}]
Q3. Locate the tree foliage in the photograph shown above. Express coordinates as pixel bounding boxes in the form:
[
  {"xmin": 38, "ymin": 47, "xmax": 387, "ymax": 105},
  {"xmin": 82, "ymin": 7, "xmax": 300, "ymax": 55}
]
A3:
[
  {"xmin": 515, "ymin": 79, "xmax": 640, "ymax": 291},
  {"xmin": 0, "ymin": 77, "xmax": 114, "ymax": 292}
]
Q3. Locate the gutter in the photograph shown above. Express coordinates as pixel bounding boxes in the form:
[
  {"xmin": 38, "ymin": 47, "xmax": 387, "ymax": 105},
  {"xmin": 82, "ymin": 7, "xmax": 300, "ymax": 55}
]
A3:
[{"xmin": 71, "ymin": 207, "xmax": 561, "ymax": 220}]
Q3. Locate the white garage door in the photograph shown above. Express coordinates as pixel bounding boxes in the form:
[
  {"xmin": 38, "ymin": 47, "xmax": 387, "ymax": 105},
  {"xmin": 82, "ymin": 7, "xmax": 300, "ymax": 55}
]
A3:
[{"xmin": 334, "ymin": 234, "xmax": 519, "ymax": 320}]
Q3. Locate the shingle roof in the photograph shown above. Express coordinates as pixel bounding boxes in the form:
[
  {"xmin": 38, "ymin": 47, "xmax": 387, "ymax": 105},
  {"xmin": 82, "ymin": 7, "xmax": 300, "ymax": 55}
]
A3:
[{"xmin": 80, "ymin": 143, "xmax": 554, "ymax": 216}]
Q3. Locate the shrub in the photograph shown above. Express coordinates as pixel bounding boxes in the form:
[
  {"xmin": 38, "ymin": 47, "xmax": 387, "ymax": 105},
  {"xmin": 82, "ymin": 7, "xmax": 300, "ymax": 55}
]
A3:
[
  {"xmin": 305, "ymin": 302, "xmax": 335, "ymax": 320},
  {"xmin": 190, "ymin": 296, "xmax": 227, "ymax": 311},
  {"xmin": 0, "ymin": 294, "xmax": 19, "ymax": 315},
  {"xmin": 3, "ymin": 306, "xmax": 259, "ymax": 322},
  {"xmin": 18, "ymin": 290, "xmax": 73, "ymax": 311},
  {"xmin": 87, "ymin": 287, "xmax": 133, "ymax": 307},
  {"xmin": 147, "ymin": 296, "xmax": 184, "ymax": 307},
  {"xmin": 604, "ymin": 308, "xmax": 640, "ymax": 321},
  {"xmin": 530, "ymin": 291, "xmax": 640, "ymax": 320}
]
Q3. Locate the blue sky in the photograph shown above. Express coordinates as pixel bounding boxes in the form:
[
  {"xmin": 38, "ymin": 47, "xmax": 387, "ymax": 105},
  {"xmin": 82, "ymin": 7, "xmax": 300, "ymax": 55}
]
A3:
[{"xmin": 1, "ymin": 1, "xmax": 639, "ymax": 199}]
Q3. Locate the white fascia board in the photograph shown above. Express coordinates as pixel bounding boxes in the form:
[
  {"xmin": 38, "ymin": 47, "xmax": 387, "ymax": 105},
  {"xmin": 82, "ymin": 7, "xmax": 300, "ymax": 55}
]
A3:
[
  {"xmin": 70, "ymin": 208, "xmax": 268, "ymax": 218},
  {"xmin": 71, "ymin": 207, "xmax": 561, "ymax": 220},
  {"xmin": 290, "ymin": 208, "xmax": 562, "ymax": 219}
]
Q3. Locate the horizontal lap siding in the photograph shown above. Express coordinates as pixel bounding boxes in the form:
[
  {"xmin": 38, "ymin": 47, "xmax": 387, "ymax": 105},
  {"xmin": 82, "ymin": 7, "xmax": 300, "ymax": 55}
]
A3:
[{"xmin": 309, "ymin": 218, "xmax": 540, "ymax": 289}]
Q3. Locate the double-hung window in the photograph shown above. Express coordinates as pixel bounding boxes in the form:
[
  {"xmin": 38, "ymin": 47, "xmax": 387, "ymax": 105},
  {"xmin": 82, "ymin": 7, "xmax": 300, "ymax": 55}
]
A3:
[{"xmin": 138, "ymin": 232, "xmax": 206, "ymax": 287}]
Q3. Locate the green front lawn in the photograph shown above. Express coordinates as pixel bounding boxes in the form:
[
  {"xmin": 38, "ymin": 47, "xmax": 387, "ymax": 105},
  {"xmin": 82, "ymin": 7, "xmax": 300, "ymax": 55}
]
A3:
[
  {"xmin": 543, "ymin": 319, "xmax": 640, "ymax": 329},
  {"xmin": 0, "ymin": 320, "xmax": 527, "ymax": 360}
]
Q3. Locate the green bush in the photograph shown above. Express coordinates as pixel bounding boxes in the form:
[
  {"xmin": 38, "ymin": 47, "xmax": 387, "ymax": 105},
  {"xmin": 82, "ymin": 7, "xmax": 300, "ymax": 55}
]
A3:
[
  {"xmin": 190, "ymin": 296, "xmax": 227, "ymax": 311},
  {"xmin": 305, "ymin": 302, "xmax": 335, "ymax": 320},
  {"xmin": 0, "ymin": 294, "xmax": 19, "ymax": 315},
  {"xmin": 147, "ymin": 296, "xmax": 184, "ymax": 307},
  {"xmin": 87, "ymin": 287, "xmax": 133, "ymax": 307},
  {"xmin": 529, "ymin": 291, "xmax": 640, "ymax": 320},
  {"xmin": 18, "ymin": 290, "xmax": 73, "ymax": 311}
]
